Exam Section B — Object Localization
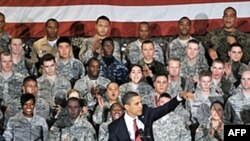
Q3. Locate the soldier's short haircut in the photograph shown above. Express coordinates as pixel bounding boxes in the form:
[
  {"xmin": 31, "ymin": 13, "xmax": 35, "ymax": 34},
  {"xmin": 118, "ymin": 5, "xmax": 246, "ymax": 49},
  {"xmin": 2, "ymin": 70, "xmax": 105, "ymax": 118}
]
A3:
[
  {"xmin": 141, "ymin": 40, "xmax": 154, "ymax": 49},
  {"xmin": 0, "ymin": 51, "xmax": 11, "ymax": 60},
  {"xmin": 167, "ymin": 57, "xmax": 181, "ymax": 66},
  {"xmin": 23, "ymin": 75, "xmax": 37, "ymax": 86},
  {"xmin": 20, "ymin": 93, "xmax": 36, "ymax": 107},
  {"xmin": 122, "ymin": 91, "xmax": 139, "ymax": 105},
  {"xmin": 101, "ymin": 37, "xmax": 114, "ymax": 47},
  {"xmin": 67, "ymin": 97, "xmax": 81, "ymax": 107},
  {"xmin": 224, "ymin": 7, "xmax": 237, "ymax": 16},
  {"xmin": 86, "ymin": 57, "xmax": 100, "ymax": 67},
  {"xmin": 138, "ymin": 22, "xmax": 150, "ymax": 29},
  {"xmin": 212, "ymin": 58, "xmax": 225, "ymax": 66},
  {"xmin": 96, "ymin": 15, "xmax": 110, "ymax": 24},
  {"xmin": 40, "ymin": 53, "xmax": 55, "ymax": 65},
  {"xmin": 229, "ymin": 42, "xmax": 243, "ymax": 51},
  {"xmin": 45, "ymin": 18, "xmax": 59, "ymax": 27},
  {"xmin": 153, "ymin": 73, "xmax": 168, "ymax": 82},
  {"xmin": 178, "ymin": 16, "xmax": 191, "ymax": 24},
  {"xmin": 198, "ymin": 70, "xmax": 212, "ymax": 80},
  {"xmin": 210, "ymin": 100, "xmax": 224, "ymax": 110},
  {"xmin": 110, "ymin": 102, "xmax": 124, "ymax": 111},
  {"xmin": 56, "ymin": 36, "xmax": 71, "ymax": 47},
  {"xmin": 187, "ymin": 39, "xmax": 200, "ymax": 46},
  {"xmin": 159, "ymin": 93, "xmax": 172, "ymax": 99}
]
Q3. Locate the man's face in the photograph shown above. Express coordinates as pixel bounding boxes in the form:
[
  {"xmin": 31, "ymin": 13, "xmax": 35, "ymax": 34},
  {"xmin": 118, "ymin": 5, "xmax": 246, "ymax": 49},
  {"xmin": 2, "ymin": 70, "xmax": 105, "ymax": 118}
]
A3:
[
  {"xmin": 157, "ymin": 97, "xmax": 171, "ymax": 107},
  {"xmin": 46, "ymin": 21, "xmax": 59, "ymax": 39},
  {"xmin": 178, "ymin": 18, "xmax": 191, "ymax": 36},
  {"xmin": 0, "ymin": 54, "xmax": 13, "ymax": 72},
  {"xmin": 138, "ymin": 24, "xmax": 150, "ymax": 40},
  {"xmin": 57, "ymin": 42, "xmax": 71, "ymax": 60},
  {"xmin": 22, "ymin": 80, "xmax": 38, "ymax": 96},
  {"xmin": 211, "ymin": 62, "xmax": 224, "ymax": 80},
  {"xmin": 154, "ymin": 76, "xmax": 168, "ymax": 94},
  {"xmin": 22, "ymin": 99, "xmax": 35, "ymax": 118},
  {"xmin": 87, "ymin": 60, "xmax": 100, "ymax": 78},
  {"xmin": 42, "ymin": 60, "xmax": 56, "ymax": 76},
  {"xmin": 67, "ymin": 100, "xmax": 81, "ymax": 119},
  {"xmin": 111, "ymin": 104, "xmax": 124, "ymax": 120},
  {"xmin": 106, "ymin": 83, "xmax": 120, "ymax": 101},
  {"xmin": 102, "ymin": 40, "xmax": 114, "ymax": 56},
  {"xmin": 10, "ymin": 38, "xmax": 23, "ymax": 55},
  {"xmin": 223, "ymin": 8, "xmax": 237, "ymax": 30},
  {"xmin": 142, "ymin": 43, "xmax": 155, "ymax": 60},
  {"xmin": 129, "ymin": 66, "xmax": 143, "ymax": 84},
  {"xmin": 241, "ymin": 71, "xmax": 250, "ymax": 90},
  {"xmin": 95, "ymin": 19, "xmax": 110, "ymax": 37},
  {"xmin": 0, "ymin": 15, "xmax": 5, "ymax": 32},
  {"xmin": 167, "ymin": 60, "xmax": 181, "ymax": 77},
  {"xmin": 124, "ymin": 96, "xmax": 143, "ymax": 117},
  {"xmin": 199, "ymin": 76, "xmax": 212, "ymax": 92},
  {"xmin": 228, "ymin": 46, "xmax": 243, "ymax": 62},
  {"xmin": 186, "ymin": 43, "xmax": 200, "ymax": 60}
]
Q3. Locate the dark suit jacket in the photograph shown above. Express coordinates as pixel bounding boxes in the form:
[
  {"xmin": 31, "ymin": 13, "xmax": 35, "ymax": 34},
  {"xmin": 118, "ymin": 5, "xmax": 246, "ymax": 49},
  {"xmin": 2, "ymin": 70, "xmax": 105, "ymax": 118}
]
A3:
[{"xmin": 108, "ymin": 96, "xmax": 180, "ymax": 141}]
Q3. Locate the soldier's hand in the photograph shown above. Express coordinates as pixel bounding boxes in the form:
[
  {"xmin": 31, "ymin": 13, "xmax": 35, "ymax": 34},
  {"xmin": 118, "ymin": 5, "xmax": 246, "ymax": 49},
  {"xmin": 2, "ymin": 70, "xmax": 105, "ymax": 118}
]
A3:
[
  {"xmin": 97, "ymin": 94, "xmax": 105, "ymax": 109},
  {"xmin": 224, "ymin": 63, "xmax": 231, "ymax": 79},
  {"xmin": 92, "ymin": 37, "xmax": 101, "ymax": 53},
  {"xmin": 91, "ymin": 86, "xmax": 100, "ymax": 97},
  {"xmin": 208, "ymin": 48, "xmax": 218, "ymax": 60},
  {"xmin": 179, "ymin": 91, "xmax": 195, "ymax": 101}
]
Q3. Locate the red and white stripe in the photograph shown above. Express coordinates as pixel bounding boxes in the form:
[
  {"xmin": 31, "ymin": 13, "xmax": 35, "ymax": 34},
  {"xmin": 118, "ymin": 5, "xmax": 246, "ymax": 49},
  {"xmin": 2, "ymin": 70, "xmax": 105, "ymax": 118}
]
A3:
[{"xmin": 1, "ymin": 0, "xmax": 249, "ymax": 37}]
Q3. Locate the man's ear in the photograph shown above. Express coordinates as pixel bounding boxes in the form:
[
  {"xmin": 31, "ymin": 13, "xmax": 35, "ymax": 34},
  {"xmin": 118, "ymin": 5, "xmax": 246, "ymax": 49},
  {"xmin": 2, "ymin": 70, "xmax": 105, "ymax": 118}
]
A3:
[{"xmin": 124, "ymin": 104, "xmax": 129, "ymax": 111}]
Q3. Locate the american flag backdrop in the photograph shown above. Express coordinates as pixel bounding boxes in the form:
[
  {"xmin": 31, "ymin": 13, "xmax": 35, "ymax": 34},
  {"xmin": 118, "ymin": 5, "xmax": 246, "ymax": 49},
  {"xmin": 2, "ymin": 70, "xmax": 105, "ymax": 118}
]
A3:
[{"xmin": 0, "ymin": 0, "xmax": 250, "ymax": 38}]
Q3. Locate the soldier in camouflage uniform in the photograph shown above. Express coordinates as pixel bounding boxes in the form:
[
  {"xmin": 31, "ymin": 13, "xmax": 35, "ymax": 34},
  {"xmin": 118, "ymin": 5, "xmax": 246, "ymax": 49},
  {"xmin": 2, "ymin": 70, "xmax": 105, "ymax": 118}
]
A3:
[
  {"xmin": 152, "ymin": 74, "xmax": 168, "ymax": 106},
  {"xmin": 224, "ymin": 70, "xmax": 250, "ymax": 125},
  {"xmin": 0, "ymin": 12, "xmax": 11, "ymax": 52},
  {"xmin": 167, "ymin": 17, "xmax": 205, "ymax": 62},
  {"xmin": 204, "ymin": 7, "xmax": 250, "ymax": 64},
  {"xmin": 119, "ymin": 64, "xmax": 154, "ymax": 107},
  {"xmin": 3, "ymin": 94, "xmax": 49, "ymax": 141},
  {"xmin": 37, "ymin": 53, "xmax": 71, "ymax": 108},
  {"xmin": 153, "ymin": 93, "xmax": 191, "ymax": 141},
  {"xmin": 125, "ymin": 22, "xmax": 164, "ymax": 65},
  {"xmin": 4, "ymin": 76, "xmax": 50, "ymax": 126},
  {"xmin": 50, "ymin": 97, "xmax": 96, "ymax": 141},
  {"xmin": 79, "ymin": 16, "xmax": 121, "ymax": 64},
  {"xmin": 98, "ymin": 102, "xmax": 124, "ymax": 141},
  {"xmin": 74, "ymin": 57, "xmax": 111, "ymax": 111},
  {"xmin": 56, "ymin": 37, "xmax": 85, "ymax": 86},
  {"xmin": 181, "ymin": 39, "xmax": 209, "ymax": 91},
  {"xmin": 0, "ymin": 51, "xmax": 24, "ymax": 106}
]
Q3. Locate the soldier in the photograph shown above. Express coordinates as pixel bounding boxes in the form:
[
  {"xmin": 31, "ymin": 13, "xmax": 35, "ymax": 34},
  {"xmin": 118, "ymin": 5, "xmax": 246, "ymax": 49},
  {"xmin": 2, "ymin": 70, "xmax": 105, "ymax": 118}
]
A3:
[
  {"xmin": 0, "ymin": 12, "xmax": 11, "ymax": 52},
  {"xmin": 152, "ymin": 74, "xmax": 168, "ymax": 106},
  {"xmin": 224, "ymin": 70, "xmax": 250, "ymax": 124},
  {"xmin": 167, "ymin": 17, "xmax": 205, "ymax": 62},
  {"xmin": 204, "ymin": 7, "xmax": 250, "ymax": 64},
  {"xmin": 99, "ymin": 37, "xmax": 128, "ymax": 85},
  {"xmin": 74, "ymin": 57, "xmax": 110, "ymax": 111},
  {"xmin": 56, "ymin": 37, "xmax": 85, "ymax": 86},
  {"xmin": 119, "ymin": 64, "xmax": 154, "ymax": 107},
  {"xmin": 79, "ymin": 15, "xmax": 121, "ymax": 64},
  {"xmin": 3, "ymin": 94, "xmax": 49, "ymax": 141},
  {"xmin": 37, "ymin": 53, "xmax": 71, "ymax": 108},
  {"xmin": 0, "ymin": 51, "xmax": 24, "ymax": 106},
  {"xmin": 125, "ymin": 22, "xmax": 164, "ymax": 65},
  {"xmin": 153, "ymin": 93, "xmax": 191, "ymax": 141},
  {"xmin": 98, "ymin": 102, "xmax": 124, "ymax": 141},
  {"xmin": 50, "ymin": 97, "xmax": 96, "ymax": 141}
]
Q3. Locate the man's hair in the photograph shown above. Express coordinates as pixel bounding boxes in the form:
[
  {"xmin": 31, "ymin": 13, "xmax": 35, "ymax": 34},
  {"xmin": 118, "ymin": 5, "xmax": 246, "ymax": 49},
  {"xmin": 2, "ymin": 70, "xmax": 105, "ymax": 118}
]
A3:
[
  {"xmin": 178, "ymin": 16, "xmax": 191, "ymax": 24},
  {"xmin": 96, "ymin": 15, "xmax": 110, "ymax": 24},
  {"xmin": 187, "ymin": 39, "xmax": 200, "ymax": 46},
  {"xmin": 199, "ymin": 70, "xmax": 212, "ymax": 80},
  {"xmin": 0, "ymin": 51, "xmax": 11, "ymax": 61},
  {"xmin": 167, "ymin": 57, "xmax": 181, "ymax": 66},
  {"xmin": 23, "ymin": 75, "xmax": 37, "ymax": 86},
  {"xmin": 122, "ymin": 91, "xmax": 139, "ymax": 105},
  {"xmin": 212, "ymin": 58, "xmax": 225, "ymax": 66},
  {"xmin": 224, "ymin": 7, "xmax": 237, "ymax": 17},
  {"xmin": 110, "ymin": 102, "xmax": 124, "ymax": 111},
  {"xmin": 229, "ymin": 42, "xmax": 243, "ymax": 51},
  {"xmin": 138, "ymin": 22, "xmax": 150, "ymax": 29},
  {"xmin": 67, "ymin": 97, "xmax": 81, "ymax": 107},
  {"xmin": 101, "ymin": 37, "xmax": 114, "ymax": 47},
  {"xmin": 45, "ymin": 18, "xmax": 59, "ymax": 27},
  {"xmin": 86, "ymin": 57, "xmax": 100, "ymax": 67},
  {"xmin": 159, "ymin": 93, "xmax": 172, "ymax": 99},
  {"xmin": 153, "ymin": 73, "xmax": 168, "ymax": 82},
  {"xmin": 141, "ymin": 40, "xmax": 154, "ymax": 49},
  {"xmin": 56, "ymin": 36, "xmax": 71, "ymax": 47},
  {"xmin": 21, "ymin": 93, "xmax": 36, "ymax": 107},
  {"xmin": 40, "ymin": 53, "xmax": 55, "ymax": 65},
  {"xmin": 0, "ymin": 12, "xmax": 5, "ymax": 20}
]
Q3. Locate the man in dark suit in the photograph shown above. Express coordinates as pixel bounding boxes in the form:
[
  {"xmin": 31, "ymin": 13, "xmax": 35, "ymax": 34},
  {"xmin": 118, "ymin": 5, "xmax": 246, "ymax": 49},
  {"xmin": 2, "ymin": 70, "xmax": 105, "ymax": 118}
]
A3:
[{"xmin": 108, "ymin": 91, "xmax": 194, "ymax": 141}]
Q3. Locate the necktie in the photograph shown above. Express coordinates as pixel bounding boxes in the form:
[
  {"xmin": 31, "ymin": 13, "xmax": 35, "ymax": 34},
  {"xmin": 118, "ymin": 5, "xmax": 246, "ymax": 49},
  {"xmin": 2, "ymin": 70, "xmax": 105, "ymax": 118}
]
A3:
[{"xmin": 133, "ymin": 119, "xmax": 141, "ymax": 141}]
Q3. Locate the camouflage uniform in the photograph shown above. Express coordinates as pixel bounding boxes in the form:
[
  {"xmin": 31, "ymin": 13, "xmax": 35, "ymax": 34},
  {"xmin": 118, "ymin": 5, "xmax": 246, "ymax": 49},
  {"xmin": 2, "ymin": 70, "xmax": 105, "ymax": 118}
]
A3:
[
  {"xmin": 167, "ymin": 36, "xmax": 205, "ymax": 62},
  {"xmin": 125, "ymin": 39, "xmax": 165, "ymax": 65},
  {"xmin": 227, "ymin": 60, "xmax": 248, "ymax": 87},
  {"xmin": 74, "ymin": 75, "xmax": 111, "ymax": 111},
  {"xmin": 153, "ymin": 111, "xmax": 191, "ymax": 141},
  {"xmin": 3, "ymin": 112, "xmax": 49, "ymax": 141},
  {"xmin": 119, "ymin": 82, "xmax": 154, "ymax": 107},
  {"xmin": 204, "ymin": 29, "xmax": 250, "ymax": 64},
  {"xmin": 71, "ymin": 37, "xmax": 84, "ymax": 49},
  {"xmin": 79, "ymin": 37, "xmax": 121, "ymax": 64},
  {"xmin": 0, "ymin": 32, "xmax": 10, "ymax": 52},
  {"xmin": 0, "ymin": 72, "xmax": 24, "ymax": 106},
  {"xmin": 224, "ymin": 85, "xmax": 250, "ymax": 124},
  {"xmin": 98, "ymin": 121, "xmax": 111, "ymax": 141},
  {"xmin": 37, "ymin": 74, "xmax": 71, "ymax": 107},
  {"xmin": 12, "ymin": 56, "xmax": 29, "ymax": 77},
  {"xmin": 50, "ymin": 116, "xmax": 96, "ymax": 141},
  {"xmin": 92, "ymin": 100, "xmax": 113, "ymax": 125},
  {"xmin": 167, "ymin": 76, "xmax": 191, "ymax": 98},
  {"xmin": 56, "ymin": 57, "xmax": 85, "ymax": 86},
  {"xmin": 100, "ymin": 57, "xmax": 128, "ymax": 85}
]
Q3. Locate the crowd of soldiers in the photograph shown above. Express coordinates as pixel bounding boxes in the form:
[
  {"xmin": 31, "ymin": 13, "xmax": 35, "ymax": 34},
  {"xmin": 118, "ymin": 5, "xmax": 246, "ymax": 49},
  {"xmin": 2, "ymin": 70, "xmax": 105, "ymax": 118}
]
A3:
[{"xmin": 0, "ymin": 6, "xmax": 250, "ymax": 141}]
